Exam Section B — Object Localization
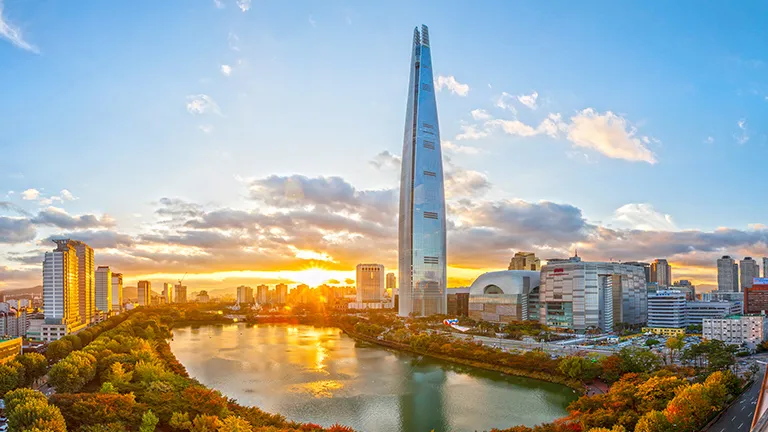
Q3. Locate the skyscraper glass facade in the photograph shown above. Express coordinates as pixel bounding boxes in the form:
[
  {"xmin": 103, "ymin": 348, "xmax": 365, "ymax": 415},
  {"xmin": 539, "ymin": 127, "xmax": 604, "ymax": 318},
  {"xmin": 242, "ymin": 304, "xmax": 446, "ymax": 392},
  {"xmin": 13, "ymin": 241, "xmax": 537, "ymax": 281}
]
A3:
[{"xmin": 398, "ymin": 25, "xmax": 447, "ymax": 317}]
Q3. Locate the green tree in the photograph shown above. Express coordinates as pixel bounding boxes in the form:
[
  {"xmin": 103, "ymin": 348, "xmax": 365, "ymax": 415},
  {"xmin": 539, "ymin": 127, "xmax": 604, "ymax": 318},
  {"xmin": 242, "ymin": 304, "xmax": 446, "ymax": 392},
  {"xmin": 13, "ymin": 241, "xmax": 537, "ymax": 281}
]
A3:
[
  {"xmin": 191, "ymin": 414, "xmax": 222, "ymax": 432},
  {"xmin": 100, "ymin": 382, "xmax": 118, "ymax": 394},
  {"xmin": 46, "ymin": 339, "xmax": 74, "ymax": 362},
  {"xmin": 139, "ymin": 410, "xmax": 159, "ymax": 432},
  {"xmin": 0, "ymin": 361, "xmax": 23, "ymax": 397},
  {"xmin": 665, "ymin": 336, "xmax": 685, "ymax": 363},
  {"xmin": 219, "ymin": 416, "xmax": 254, "ymax": 432},
  {"xmin": 18, "ymin": 352, "xmax": 48, "ymax": 386},
  {"xmin": 645, "ymin": 339, "xmax": 660, "ymax": 348},
  {"xmin": 635, "ymin": 410, "xmax": 674, "ymax": 432},
  {"xmin": 7, "ymin": 398, "xmax": 67, "ymax": 432},
  {"xmin": 559, "ymin": 356, "xmax": 600, "ymax": 381},
  {"xmin": 618, "ymin": 346, "xmax": 662, "ymax": 373},
  {"xmin": 170, "ymin": 412, "xmax": 192, "ymax": 430}
]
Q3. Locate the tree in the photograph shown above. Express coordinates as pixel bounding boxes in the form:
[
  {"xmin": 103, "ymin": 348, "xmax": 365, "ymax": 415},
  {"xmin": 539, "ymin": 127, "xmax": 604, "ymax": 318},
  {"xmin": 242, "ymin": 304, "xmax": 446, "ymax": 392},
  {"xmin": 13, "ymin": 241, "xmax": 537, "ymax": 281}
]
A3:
[
  {"xmin": 219, "ymin": 416, "xmax": 253, "ymax": 432},
  {"xmin": 100, "ymin": 382, "xmax": 118, "ymax": 394},
  {"xmin": 190, "ymin": 414, "xmax": 222, "ymax": 432},
  {"xmin": 139, "ymin": 410, "xmax": 159, "ymax": 432},
  {"xmin": 665, "ymin": 336, "xmax": 685, "ymax": 363},
  {"xmin": 559, "ymin": 356, "xmax": 600, "ymax": 381},
  {"xmin": 7, "ymin": 397, "xmax": 67, "ymax": 432},
  {"xmin": 170, "ymin": 412, "xmax": 192, "ymax": 430},
  {"xmin": 18, "ymin": 352, "xmax": 48, "ymax": 386},
  {"xmin": 0, "ymin": 361, "xmax": 23, "ymax": 397},
  {"xmin": 645, "ymin": 339, "xmax": 660, "ymax": 348},
  {"xmin": 599, "ymin": 355, "xmax": 624, "ymax": 384},
  {"xmin": 618, "ymin": 347, "xmax": 662, "ymax": 373},
  {"xmin": 635, "ymin": 410, "xmax": 673, "ymax": 432},
  {"xmin": 46, "ymin": 339, "xmax": 74, "ymax": 362}
]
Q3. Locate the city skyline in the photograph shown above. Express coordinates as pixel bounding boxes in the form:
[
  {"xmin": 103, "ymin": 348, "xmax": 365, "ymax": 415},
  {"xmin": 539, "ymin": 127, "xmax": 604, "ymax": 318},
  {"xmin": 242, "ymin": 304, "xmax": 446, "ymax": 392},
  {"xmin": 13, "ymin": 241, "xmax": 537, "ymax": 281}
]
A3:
[{"xmin": 5, "ymin": 2, "xmax": 768, "ymax": 292}]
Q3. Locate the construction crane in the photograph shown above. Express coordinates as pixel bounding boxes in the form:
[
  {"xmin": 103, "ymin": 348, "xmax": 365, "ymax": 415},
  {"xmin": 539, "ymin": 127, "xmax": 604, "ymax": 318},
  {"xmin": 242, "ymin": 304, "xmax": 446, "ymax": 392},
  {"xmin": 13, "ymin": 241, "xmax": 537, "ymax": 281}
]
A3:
[{"xmin": 178, "ymin": 272, "xmax": 188, "ymax": 287}]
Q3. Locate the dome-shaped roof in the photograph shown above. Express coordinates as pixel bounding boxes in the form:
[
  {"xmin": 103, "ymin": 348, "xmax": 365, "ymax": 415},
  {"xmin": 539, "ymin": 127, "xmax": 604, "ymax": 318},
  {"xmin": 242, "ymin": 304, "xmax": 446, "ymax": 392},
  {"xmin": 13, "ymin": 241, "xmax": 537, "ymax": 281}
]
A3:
[{"xmin": 468, "ymin": 270, "xmax": 540, "ymax": 297}]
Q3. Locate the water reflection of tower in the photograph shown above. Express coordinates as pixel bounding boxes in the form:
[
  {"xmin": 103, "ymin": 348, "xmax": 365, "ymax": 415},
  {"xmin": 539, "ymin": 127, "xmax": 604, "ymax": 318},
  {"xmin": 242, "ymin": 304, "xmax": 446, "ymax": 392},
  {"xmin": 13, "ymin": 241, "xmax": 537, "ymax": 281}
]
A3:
[{"xmin": 398, "ymin": 357, "xmax": 448, "ymax": 432}]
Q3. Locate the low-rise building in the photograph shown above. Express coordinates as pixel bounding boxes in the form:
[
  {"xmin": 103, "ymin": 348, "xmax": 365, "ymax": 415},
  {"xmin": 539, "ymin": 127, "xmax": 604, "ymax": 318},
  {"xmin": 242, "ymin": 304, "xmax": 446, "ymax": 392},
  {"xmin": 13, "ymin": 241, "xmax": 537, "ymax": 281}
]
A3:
[
  {"xmin": 447, "ymin": 287, "xmax": 470, "ymax": 317},
  {"xmin": 469, "ymin": 270, "xmax": 540, "ymax": 323},
  {"xmin": 746, "ymin": 278, "xmax": 768, "ymax": 314},
  {"xmin": 647, "ymin": 290, "xmax": 687, "ymax": 329},
  {"xmin": 0, "ymin": 338, "xmax": 22, "ymax": 363},
  {"xmin": 642, "ymin": 327, "xmax": 686, "ymax": 337},
  {"xmin": 686, "ymin": 301, "xmax": 741, "ymax": 327},
  {"xmin": 703, "ymin": 314, "xmax": 768, "ymax": 349}
]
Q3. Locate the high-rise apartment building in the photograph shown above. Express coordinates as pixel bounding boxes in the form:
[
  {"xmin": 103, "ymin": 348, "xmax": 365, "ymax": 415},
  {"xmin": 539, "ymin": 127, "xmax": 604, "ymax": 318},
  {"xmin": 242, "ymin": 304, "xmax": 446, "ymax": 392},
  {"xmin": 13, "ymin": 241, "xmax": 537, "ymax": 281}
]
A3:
[
  {"xmin": 66, "ymin": 240, "xmax": 95, "ymax": 325},
  {"xmin": 386, "ymin": 273, "xmax": 397, "ymax": 291},
  {"xmin": 647, "ymin": 290, "xmax": 687, "ymax": 329},
  {"xmin": 275, "ymin": 283, "xmax": 288, "ymax": 304},
  {"xmin": 741, "ymin": 257, "xmax": 760, "ymax": 292},
  {"xmin": 717, "ymin": 256, "xmax": 739, "ymax": 292},
  {"xmin": 137, "ymin": 281, "xmax": 151, "ymax": 306},
  {"xmin": 42, "ymin": 239, "xmax": 84, "ymax": 340},
  {"xmin": 237, "ymin": 286, "xmax": 254, "ymax": 304},
  {"xmin": 508, "ymin": 252, "xmax": 541, "ymax": 271},
  {"xmin": 94, "ymin": 266, "xmax": 112, "ymax": 313},
  {"xmin": 624, "ymin": 262, "xmax": 651, "ymax": 285},
  {"xmin": 356, "ymin": 264, "xmax": 385, "ymax": 302},
  {"xmin": 539, "ymin": 257, "xmax": 648, "ymax": 332},
  {"xmin": 649, "ymin": 259, "xmax": 672, "ymax": 288},
  {"xmin": 763, "ymin": 257, "xmax": 768, "ymax": 278},
  {"xmin": 174, "ymin": 284, "xmax": 187, "ymax": 303},
  {"xmin": 256, "ymin": 284, "xmax": 269, "ymax": 304},
  {"xmin": 671, "ymin": 280, "xmax": 696, "ymax": 301},
  {"xmin": 163, "ymin": 282, "xmax": 174, "ymax": 304},
  {"xmin": 398, "ymin": 25, "xmax": 447, "ymax": 317},
  {"xmin": 111, "ymin": 273, "xmax": 123, "ymax": 311}
]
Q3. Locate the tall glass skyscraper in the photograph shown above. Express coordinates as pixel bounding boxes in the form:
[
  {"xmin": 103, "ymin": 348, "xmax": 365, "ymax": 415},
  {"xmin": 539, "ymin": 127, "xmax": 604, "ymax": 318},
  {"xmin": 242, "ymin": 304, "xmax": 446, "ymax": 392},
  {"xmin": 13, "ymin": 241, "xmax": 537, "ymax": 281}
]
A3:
[{"xmin": 398, "ymin": 25, "xmax": 447, "ymax": 317}]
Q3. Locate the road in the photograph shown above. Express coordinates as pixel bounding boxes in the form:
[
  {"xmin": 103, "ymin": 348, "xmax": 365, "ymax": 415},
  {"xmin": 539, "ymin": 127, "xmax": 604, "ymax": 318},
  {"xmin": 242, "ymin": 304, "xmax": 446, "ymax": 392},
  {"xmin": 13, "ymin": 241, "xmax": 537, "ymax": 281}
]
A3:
[
  {"xmin": 707, "ymin": 367, "xmax": 763, "ymax": 432},
  {"xmin": 447, "ymin": 332, "xmax": 616, "ymax": 356}
]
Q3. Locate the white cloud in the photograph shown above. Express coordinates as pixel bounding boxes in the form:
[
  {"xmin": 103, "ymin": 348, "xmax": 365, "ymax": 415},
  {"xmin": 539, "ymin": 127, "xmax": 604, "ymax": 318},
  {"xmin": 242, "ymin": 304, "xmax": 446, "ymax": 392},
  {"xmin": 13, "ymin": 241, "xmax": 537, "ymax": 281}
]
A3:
[
  {"xmin": 494, "ymin": 92, "xmax": 517, "ymax": 113},
  {"xmin": 60, "ymin": 189, "xmax": 77, "ymax": 201},
  {"xmin": 228, "ymin": 32, "xmax": 240, "ymax": 52},
  {"xmin": 186, "ymin": 94, "xmax": 222, "ymax": 116},
  {"xmin": 308, "ymin": 15, "xmax": 317, "ymax": 28},
  {"xmin": 735, "ymin": 119, "xmax": 749, "ymax": 144},
  {"xmin": 704, "ymin": 136, "xmax": 715, "ymax": 144},
  {"xmin": 236, "ymin": 0, "xmax": 251, "ymax": 12},
  {"xmin": 442, "ymin": 140, "xmax": 482, "ymax": 155},
  {"xmin": 455, "ymin": 124, "xmax": 490, "ymax": 141},
  {"xmin": 435, "ymin": 75, "xmax": 470, "ymax": 96},
  {"xmin": 470, "ymin": 109, "xmax": 491, "ymax": 121},
  {"xmin": 486, "ymin": 119, "xmax": 538, "ymax": 137},
  {"xmin": 566, "ymin": 109, "xmax": 657, "ymax": 164},
  {"xmin": 0, "ymin": 1, "xmax": 38, "ymax": 53},
  {"xmin": 517, "ymin": 91, "xmax": 539, "ymax": 109},
  {"xmin": 213, "ymin": 0, "xmax": 224, "ymax": 8},
  {"xmin": 198, "ymin": 125, "xmax": 214, "ymax": 134},
  {"xmin": 21, "ymin": 189, "xmax": 40, "ymax": 200},
  {"xmin": 220, "ymin": 64, "xmax": 232, "ymax": 76},
  {"xmin": 614, "ymin": 203, "xmax": 676, "ymax": 231}
]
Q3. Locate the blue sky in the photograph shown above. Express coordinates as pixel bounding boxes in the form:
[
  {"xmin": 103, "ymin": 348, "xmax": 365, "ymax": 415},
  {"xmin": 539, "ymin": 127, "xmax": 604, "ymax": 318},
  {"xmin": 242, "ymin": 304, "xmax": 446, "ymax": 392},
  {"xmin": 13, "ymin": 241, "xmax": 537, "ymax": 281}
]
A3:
[{"xmin": 3, "ymin": 0, "xmax": 768, "ymax": 292}]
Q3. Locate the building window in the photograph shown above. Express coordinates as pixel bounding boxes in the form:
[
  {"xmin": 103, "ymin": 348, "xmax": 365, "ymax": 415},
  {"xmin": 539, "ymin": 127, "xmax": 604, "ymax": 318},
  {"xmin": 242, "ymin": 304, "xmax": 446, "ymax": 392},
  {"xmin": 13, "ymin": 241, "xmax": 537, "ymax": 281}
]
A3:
[
  {"xmin": 424, "ymin": 211, "xmax": 438, "ymax": 219},
  {"xmin": 423, "ymin": 140, "xmax": 435, "ymax": 149},
  {"xmin": 424, "ymin": 256, "xmax": 439, "ymax": 264},
  {"xmin": 421, "ymin": 83, "xmax": 432, "ymax": 92},
  {"xmin": 422, "ymin": 123, "xmax": 434, "ymax": 129},
  {"xmin": 423, "ymin": 170, "xmax": 436, "ymax": 177}
]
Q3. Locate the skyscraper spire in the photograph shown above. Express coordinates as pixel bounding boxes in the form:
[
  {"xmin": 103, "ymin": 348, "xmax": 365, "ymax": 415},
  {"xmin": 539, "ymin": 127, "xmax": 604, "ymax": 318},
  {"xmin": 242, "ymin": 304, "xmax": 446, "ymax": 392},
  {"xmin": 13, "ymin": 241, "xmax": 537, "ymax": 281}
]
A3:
[{"xmin": 398, "ymin": 25, "xmax": 447, "ymax": 317}]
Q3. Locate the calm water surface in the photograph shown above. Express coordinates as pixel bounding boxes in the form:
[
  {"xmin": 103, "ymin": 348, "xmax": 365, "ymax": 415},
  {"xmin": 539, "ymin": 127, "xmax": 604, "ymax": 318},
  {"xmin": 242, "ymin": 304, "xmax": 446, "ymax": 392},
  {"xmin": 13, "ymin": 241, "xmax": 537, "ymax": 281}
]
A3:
[{"xmin": 170, "ymin": 324, "xmax": 576, "ymax": 432}]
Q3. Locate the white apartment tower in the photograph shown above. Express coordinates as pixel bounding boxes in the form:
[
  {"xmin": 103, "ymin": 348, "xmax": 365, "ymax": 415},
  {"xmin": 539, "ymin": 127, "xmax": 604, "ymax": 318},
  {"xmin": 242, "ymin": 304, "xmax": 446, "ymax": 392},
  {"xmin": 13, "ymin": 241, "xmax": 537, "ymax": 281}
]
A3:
[
  {"xmin": 741, "ymin": 257, "xmax": 760, "ymax": 292},
  {"xmin": 717, "ymin": 256, "xmax": 739, "ymax": 292},
  {"xmin": 237, "ymin": 286, "xmax": 254, "ymax": 305},
  {"xmin": 111, "ymin": 273, "xmax": 123, "ymax": 311},
  {"xmin": 163, "ymin": 282, "xmax": 174, "ymax": 304},
  {"xmin": 356, "ymin": 264, "xmax": 385, "ymax": 302},
  {"xmin": 256, "ymin": 284, "xmax": 268, "ymax": 304},
  {"xmin": 650, "ymin": 259, "xmax": 672, "ymax": 288},
  {"xmin": 174, "ymin": 284, "xmax": 187, "ymax": 303},
  {"xmin": 94, "ymin": 266, "xmax": 112, "ymax": 313},
  {"xmin": 68, "ymin": 240, "xmax": 95, "ymax": 325},
  {"xmin": 137, "ymin": 280, "xmax": 151, "ymax": 306},
  {"xmin": 43, "ymin": 240, "xmax": 81, "ymax": 327}
]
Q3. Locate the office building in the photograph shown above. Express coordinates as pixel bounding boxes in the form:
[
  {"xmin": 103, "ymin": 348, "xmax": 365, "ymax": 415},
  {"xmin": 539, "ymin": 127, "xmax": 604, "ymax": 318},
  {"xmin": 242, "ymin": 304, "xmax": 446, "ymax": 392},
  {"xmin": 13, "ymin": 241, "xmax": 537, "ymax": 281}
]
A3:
[
  {"xmin": 508, "ymin": 252, "xmax": 541, "ymax": 271},
  {"xmin": 671, "ymin": 280, "xmax": 696, "ymax": 301},
  {"xmin": 43, "ymin": 240, "xmax": 82, "ymax": 335},
  {"xmin": 650, "ymin": 259, "xmax": 672, "ymax": 288},
  {"xmin": 763, "ymin": 257, "xmax": 768, "ymax": 279},
  {"xmin": 256, "ymin": 284, "xmax": 269, "ymax": 304},
  {"xmin": 538, "ymin": 257, "xmax": 648, "ymax": 332},
  {"xmin": 469, "ymin": 271, "xmax": 540, "ymax": 323},
  {"xmin": 65, "ymin": 240, "xmax": 95, "ymax": 325},
  {"xmin": 717, "ymin": 256, "xmax": 739, "ymax": 292},
  {"xmin": 137, "ymin": 281, "xmax": 151, "ymax": 306},
  {"xmin": 174, "ymin": 284, "xmax": 187, "ymax": 303},
  {"xmin": 386, "ymin": 273, "xmax": 397, "ymax": 290},
  {"xmin": 111, "ymin": 273, "xmax": 123, "ymax": 311},
  {"xmin": 356, "ymin": 264, "xmax": 385, "ymax": 302},
  {"xmin": 276, "ymin": 283, "xmax": 288, "ymax": 304},
  {"xmin": 741, "ymin": 257, "xmax": 760, "ymax": 292},
  {"xmin": 703, "ymin": 315, "xmax": 768, "ymax": 349},
  {"xmin": 196, "ymin": 291, "xmax": 210, "ymax": 303},
  {"xmin": 647, "ymin": 290, "xmax": 687, "ymax": 329},
  {"xmin": 686, "ymin": 301, "xmax": 741, "ymax": 326},
  {"xmin": 447, "ymin": 287, "xmax": 470, "ymax": 317},
  {"xmin": 162, "ymin": 282, "xmax": 173, "ymax": 304},
  {"xmin": 237, "ymin": 286, "xmax": 254, "ymax": 305},
  {"xmin": 624, "ymin": 262, "xmax": 651, "ymax": 285},
  {"xmin": 746, "ymin": 278, "xmax": 768, "ymax": 314},
  {"xmin": 398, "ymin": 24, "xmax": 448, "ymax": 318},
  {"xmin": 94, "ymin": 266, "xmax": 112, "ymax": 313}
]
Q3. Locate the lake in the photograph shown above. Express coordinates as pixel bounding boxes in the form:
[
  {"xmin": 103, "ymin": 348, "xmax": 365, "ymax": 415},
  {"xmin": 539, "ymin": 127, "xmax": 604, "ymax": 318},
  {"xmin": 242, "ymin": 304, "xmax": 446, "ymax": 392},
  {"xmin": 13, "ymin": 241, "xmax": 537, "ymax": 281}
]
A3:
[{"xmin": 170, "ymin": 323, "xmax": 577, "ymax": 432}]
